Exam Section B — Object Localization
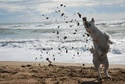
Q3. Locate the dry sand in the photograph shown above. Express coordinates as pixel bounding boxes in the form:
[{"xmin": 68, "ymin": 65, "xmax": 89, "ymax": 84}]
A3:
[{"xmin": 0, "ymin": 61, "xmax": 125, "ymax": 84}]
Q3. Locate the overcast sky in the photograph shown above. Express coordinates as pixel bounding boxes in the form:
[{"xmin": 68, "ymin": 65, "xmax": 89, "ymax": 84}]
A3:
[{"xmin": 0, "ymin": 0, "xmax": 125, "ymax": 23}]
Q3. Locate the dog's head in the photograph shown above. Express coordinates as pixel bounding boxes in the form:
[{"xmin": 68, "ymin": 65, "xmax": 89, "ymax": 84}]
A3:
[{"xmin": 82, "ymin": 17, "xmax": 95, "ymax": 33}]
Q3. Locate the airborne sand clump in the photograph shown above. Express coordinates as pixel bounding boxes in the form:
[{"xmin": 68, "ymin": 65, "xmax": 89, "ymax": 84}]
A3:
[{"xmin": 37, "ymin": 4, "xmax": 91, "ymax": 64}]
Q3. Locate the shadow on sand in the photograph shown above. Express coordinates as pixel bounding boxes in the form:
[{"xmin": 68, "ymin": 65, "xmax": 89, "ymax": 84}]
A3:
[
  {"xmin": 80, "ymin": 80, "xmax": 102, "ymax": 84},
  {"xmin": 81, "ymin": 80, "xmax": 102, "ymax": 84}
]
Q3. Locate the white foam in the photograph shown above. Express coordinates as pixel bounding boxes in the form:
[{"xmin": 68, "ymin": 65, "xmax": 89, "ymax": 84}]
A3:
[{"xmin": 0, "ymin": 20, "xmax": 125, "ymax": 64}]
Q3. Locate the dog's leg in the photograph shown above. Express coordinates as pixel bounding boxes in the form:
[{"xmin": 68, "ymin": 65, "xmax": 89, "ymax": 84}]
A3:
[
  {"xmin": 97, "ymin": 66, "xmax": 102, "ymax": 80},
  {"xmin": 93, "ymin": 60, "xmax": 102, "ymax": 80},
  {"xmin": 103, "ymin": 57, "xmax": 111, "ymax": 78},
  {"xmin": 93, "ymin": 55, "xmax": 102, "ymax": 80}
]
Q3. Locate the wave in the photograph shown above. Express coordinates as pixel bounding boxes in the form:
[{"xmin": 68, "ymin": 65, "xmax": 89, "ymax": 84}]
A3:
[
  {"xmin": 0, "ymin": 28, "xmax": 60, "ymax": 39},
  {"xmin": 1, "ymin": 19, "xmax": 125, "ymax": 30},
  {"xmin": 0, "ymin": 29, "xmax": 16, "ymax": 35},
  {"xmin": 96, "ymin": 19, "xmax": 125, "ymax": 27},
  {"xmin": 0, "ymin": 22, "xmax": 45, "ymax": 29},
  {"xmin": 0, "ymin": 39, "xmax": 37, "ymax": 47},
  {"xmin": 110, "ymin": 39, "xmax": 125, "ymax": 54},
  {"xmin": 0, "ymin": 19, "xmax": 125, "ymax": 64}
]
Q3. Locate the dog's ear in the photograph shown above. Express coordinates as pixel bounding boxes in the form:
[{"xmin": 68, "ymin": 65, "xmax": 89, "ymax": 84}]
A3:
[{"xmin": 91, "ymin": 18, "xmax": 95, "ymax": 23}]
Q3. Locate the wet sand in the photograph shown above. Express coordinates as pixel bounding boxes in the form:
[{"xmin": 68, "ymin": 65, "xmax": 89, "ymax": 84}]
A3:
[{"xmin": 0, "ymin": 61, "xmax": 125, "ymax": 84}]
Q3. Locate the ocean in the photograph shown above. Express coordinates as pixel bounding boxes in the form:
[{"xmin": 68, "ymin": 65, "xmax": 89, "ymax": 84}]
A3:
[{"xmin": 0, "ymin": 19, "xmax": 125, "ymax": 64}]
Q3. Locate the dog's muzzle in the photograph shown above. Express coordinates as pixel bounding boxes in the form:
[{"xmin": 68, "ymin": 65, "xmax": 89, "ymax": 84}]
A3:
[{"xmin": 82, "ymin": 17, "xmax": 90, "ymax": 28}]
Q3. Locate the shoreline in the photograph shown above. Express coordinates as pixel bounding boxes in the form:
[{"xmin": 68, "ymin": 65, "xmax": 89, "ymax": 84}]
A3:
[{"xmin": 0, "ymin": 61, "xmax": 124, "ymax": 68}]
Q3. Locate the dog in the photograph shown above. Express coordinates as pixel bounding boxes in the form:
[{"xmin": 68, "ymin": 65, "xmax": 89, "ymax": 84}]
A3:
[{"xmin": 82, "ymin": 17, "xmax": 113, "ymax": 80}]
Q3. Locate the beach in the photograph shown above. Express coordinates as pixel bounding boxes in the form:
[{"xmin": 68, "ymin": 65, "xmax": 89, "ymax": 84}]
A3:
[
  {"xmin": 0, "ymin": 61, "xmax": 125, "ymax": 84},
  {"xmin": 0, "ymin": 1, "xmax": 125, "ymax": 84},
  {"xmin": 0, "ymin": 18, "xmax": 125, "ymax": 84},
  {"xmin": 0, "ymin": 8, "xmax": 125, "ymax": 84}
]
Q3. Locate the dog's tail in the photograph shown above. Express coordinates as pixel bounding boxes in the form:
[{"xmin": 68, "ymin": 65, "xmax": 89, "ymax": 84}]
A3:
[
  {"xmin": 104, "ymin": 32, "xmax": 113, "ymax": 44},
  {"xmin": 109, "ymin": 40, "xmax": 113, "ymax": 44}
]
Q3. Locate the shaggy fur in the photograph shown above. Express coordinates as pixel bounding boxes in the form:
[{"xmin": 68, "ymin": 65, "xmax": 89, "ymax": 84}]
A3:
[{"xmin": 82, "ymin": 17, "xmax": 113, "ymax": 80}]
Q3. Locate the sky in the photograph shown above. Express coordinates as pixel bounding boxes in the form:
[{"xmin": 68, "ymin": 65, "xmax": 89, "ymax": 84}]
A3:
[{"xmin": 0, "ymin": 0, "xmax": 125, "ymax": 23}]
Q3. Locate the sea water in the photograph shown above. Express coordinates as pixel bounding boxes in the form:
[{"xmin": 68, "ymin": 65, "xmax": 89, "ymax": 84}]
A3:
[{"xmin": 0, "ymin": 19, "xmax": 125, "ymax": 64}]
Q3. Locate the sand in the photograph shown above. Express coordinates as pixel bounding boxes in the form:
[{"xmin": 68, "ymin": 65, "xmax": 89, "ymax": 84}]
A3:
[{"xmin": 0, "ymin": 61, "xmax": 125, "ymax": 84}]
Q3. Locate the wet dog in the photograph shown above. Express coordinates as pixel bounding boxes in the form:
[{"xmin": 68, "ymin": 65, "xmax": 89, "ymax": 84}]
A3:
[{"xmin": 82, "ymin": 17, "xmax": 113, "ymax": 80}]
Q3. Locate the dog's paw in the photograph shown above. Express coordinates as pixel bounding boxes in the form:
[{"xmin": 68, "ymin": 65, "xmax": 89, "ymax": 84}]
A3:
[
  {"xmin": 90, "ymin": 47, "xmax": 94, "ymax": 53},
  {"xmin": 96, "ymin": 77, "xmax": 102, "ymax": 81},
  {"xmin": 106, "ymin": 75, "xmax": 111, "ymax": 79}
]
